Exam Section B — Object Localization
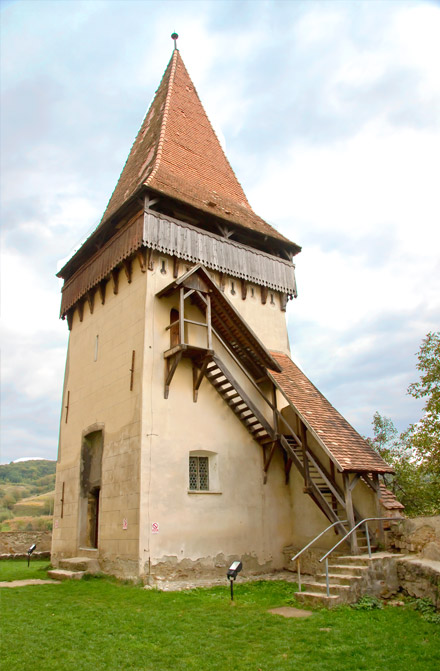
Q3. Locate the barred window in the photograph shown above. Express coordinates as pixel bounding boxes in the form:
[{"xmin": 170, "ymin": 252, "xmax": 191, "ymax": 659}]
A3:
[{"xmin": 189, "ymin": 456, "xmax": 209, "ymax": 491}]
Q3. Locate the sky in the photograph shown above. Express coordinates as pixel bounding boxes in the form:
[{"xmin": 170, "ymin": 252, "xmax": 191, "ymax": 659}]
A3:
[{"xmin": 1, "ymin": 0, "xmax": 439, "ymax": 463}]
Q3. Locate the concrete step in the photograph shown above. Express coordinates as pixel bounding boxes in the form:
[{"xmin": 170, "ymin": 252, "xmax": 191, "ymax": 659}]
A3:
[
  {"xmin": 58, "ymin": 556, "xmax": 100, "ymax": 573},
  {"xmin": 48, "ymin": 569, "xmax": 85, "ymax": 581},
  {"xmin": 295, "ymin": 591, "xmax": 342, "ymax": 609}
]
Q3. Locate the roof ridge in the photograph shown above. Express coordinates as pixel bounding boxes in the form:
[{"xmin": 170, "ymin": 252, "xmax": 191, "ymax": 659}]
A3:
[{"xmin": 145, "ymin": 48, "xmax": 179, "ymax": 188}]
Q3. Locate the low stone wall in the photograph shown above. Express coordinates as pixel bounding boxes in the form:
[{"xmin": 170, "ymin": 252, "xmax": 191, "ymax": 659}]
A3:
[
  {"xmin": 396, "ymin": 557, "xmax": 440, "ymax": 607},
  {"xmin": 388, "ymin": 516, "xmax": 440, "ymax": 560},
  {"xmin": 0, "ymin": 530, "xmax": 52, "ymax": 555}
]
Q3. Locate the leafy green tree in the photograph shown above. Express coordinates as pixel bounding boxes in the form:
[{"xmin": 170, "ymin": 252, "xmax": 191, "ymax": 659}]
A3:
[
  {"xmin": 367, "ymin": 332, "xmax": 440, "ymax": 516},
  {"xmin": 404, "ymin": 331, "xmax": 440, "ymax": 474}
]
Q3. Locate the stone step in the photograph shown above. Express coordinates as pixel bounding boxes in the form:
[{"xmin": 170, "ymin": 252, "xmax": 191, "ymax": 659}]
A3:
[
  {"xmin": 47, "ymin": 569, "xmax": 85, "ymax": 581},
  {"xmin": 58, "ymin": 556, "xmax": 100, "ymax": 573},
  {"xmin": 315, "ymin": 573, "xmax": 363, "ymax": 586},
  {"xmin": 301, "ymin": 580, "xmax": 350, "ymax": 595},
  {"xmin": 295, "ymin": 591, "xmax": 342, "ymax": 609},
  {"xmin": 327, "ymin": 563, "xmax": 369, "ymax": 576}
]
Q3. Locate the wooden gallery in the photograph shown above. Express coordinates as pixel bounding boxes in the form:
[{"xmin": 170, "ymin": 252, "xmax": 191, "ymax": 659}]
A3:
[{"xmin": 52, "ymin": 41, "xmax": 401, "ymax": 581}]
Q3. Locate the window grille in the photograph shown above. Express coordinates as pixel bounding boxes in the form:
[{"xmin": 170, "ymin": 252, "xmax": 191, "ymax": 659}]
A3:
[{"xmin": 189, "ymin": 456, "xmax": 209, "ymax": 490}]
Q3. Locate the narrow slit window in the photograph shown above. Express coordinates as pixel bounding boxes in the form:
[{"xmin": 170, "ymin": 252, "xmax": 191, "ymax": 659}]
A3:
[{"xmin": 94, "ymin": 335, "xmax": 99, "ymax": 361}]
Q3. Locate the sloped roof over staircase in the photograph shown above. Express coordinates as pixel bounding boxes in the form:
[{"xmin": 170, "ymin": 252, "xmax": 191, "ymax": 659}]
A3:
[{"xmin": 270, "ymin": 351, "xmax": 394, "ymax": 474}]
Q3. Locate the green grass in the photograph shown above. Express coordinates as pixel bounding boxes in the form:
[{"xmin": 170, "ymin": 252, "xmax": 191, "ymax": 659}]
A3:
[
  {"xmin": 1, "ymin": 562, "xmax": 439, "ymax": 671},
  {"xmin": 0, "ymin": 559, "xmax": 50, "ymax": 581}
]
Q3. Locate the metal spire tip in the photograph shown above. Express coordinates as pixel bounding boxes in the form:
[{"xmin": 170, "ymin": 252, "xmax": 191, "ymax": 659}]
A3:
[{"xmin": 171, "ymin": 33, "xmax": 179, "ymax": 50}]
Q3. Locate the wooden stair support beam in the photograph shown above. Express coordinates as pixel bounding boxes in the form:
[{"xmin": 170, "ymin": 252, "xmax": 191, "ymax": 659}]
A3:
[
  {"xmin": 263, "ymin": 441, "xmax": 277, "ymax": 484},
  {"xmin": 192, "ymin": 356, "xmax": 210, "ymax": 402},
  {"xmin": 343, "ymin": 473, "xmax": 359, "ymax": 554},
  {"xmin": 164, "ymin": 351, "xmax": 182, "ymax": 399},
  {"xmin": 300, "ymin": 420, "xmax": 311, "ymax": 488}
]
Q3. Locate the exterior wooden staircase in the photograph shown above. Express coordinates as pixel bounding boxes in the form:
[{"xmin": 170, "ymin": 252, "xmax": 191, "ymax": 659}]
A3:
[{"xmin": 203, "ymin": 353, "xmax": 378, "ymax": 554}]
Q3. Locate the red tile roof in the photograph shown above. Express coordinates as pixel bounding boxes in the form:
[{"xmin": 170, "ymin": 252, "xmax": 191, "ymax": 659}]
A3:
[
  {"xmin": 379, "ymin": 484, "xmax": 404, "ymax": 510},
  {"xmin": 100, "ymin": 49, "xmax": 295, "ymax": 247},
  {"xmin": 270, "ymin": 351, "xmax": 394, "ymax": 473}
]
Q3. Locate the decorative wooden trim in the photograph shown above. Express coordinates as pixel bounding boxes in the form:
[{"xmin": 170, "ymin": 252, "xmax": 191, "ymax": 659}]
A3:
[
  {"xmin": 86, "ymin": 289, "xmax": 95, "ymax": 315},
  {"xmin": 137, "ymin": 248, "xmax": 147, "ymax": 273},
  {"xmin": 123, "ymin": 259, "xmax": 132, "ymax": 284},
  {"xmin": 112, "ymin": 268, "xmax": 120, "ymax": 295},
  {"xmin": 66, "ymin": 309, "xmax": 73, "ymax": 331},
  {"xmin": 98, "ymin": 280, "xmax": 107, "ymax": 305},
  {"xmin": 129, "ymin": 350, "xmax": 135, "ymax": 391},
  {"xmin": 147, "ymin": 248, "xmax": 154, "ymax": 271},
  {"xmin": 261, "ymin": 286, "xmax": 268, "ymax": 305}
]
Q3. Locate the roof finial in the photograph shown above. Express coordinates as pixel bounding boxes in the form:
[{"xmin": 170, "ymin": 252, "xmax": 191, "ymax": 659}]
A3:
[{"xmin": 171, "ymin": 33, "xmax": 179, "ymax": 50}]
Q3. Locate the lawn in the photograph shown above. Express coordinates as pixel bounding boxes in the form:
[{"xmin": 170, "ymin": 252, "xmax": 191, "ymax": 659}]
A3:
[{"xmin": 1, "ymin": 560, "xmax": 439, "ymax": 671}]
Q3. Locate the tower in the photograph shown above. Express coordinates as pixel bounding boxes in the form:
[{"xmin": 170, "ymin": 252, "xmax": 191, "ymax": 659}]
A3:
[{"xmin": 52, "ymin": 41, "xmax": 398, "ymax": 581}]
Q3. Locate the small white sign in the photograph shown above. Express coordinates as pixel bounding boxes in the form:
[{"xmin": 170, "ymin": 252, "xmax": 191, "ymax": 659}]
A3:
[
  {"xmin": 122, "ymin": 518, "xmax": 128, "ymax": 530},
  {"xmin": 151, "ymin": 522, "xmax": 159, "ymax": 534}
]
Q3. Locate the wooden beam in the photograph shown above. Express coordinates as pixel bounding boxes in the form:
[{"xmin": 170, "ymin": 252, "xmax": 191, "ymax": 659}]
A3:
[
  {"xmin": 60, "ymin": 481, "xmax": 65, "ymax": 519},
  {"xmin": 280, "ymin": 294, "xmax": 287, "ymax": 312},
  {"xmin": 348, "ymin": 473, "xmax": 362, "ymax": 492},
  {"xmin": 219, "ymin": 273, "xmax": 226, "ymax": 292},
  {"xmin": 147, "ymin": 248, "xmax": 154, "ymax": 271},
  {"xmin": 66, "ymin": 309, "xmax": 73, "ymax": 331},
  {"xmin": 137, "ymin": 248, "xmax": 147, "ymax": 273},
  {"xmin": 65, "ymin": 390, "xmax": 70, "ymax": 424},
  {"xmin": 192, "ymin": 357, "xmax": 210, "ymax": 402},
  {"xmin": 261, "ymin": 286, "xmax": 268, "ymax": 305},
  {"xmin": 179, "ymin": 287, "xmax": 185, "ymax": 344},
  {"xmin": 86, "ymin": 289, "xmax": 95, "ymax": 315},
  {"xmin": 98, "ymin": 280, "xmax": 107, "ymax": 305},
  {"xmin": 112, "ymin": 268, "xmax": 120, "ymax": 295},
  {"xmin": 164, "ymin": 351, "xmax": 182, "ymax": 399},
  {"xmin": 173, "ymin": 256, "xmax": 179, "ymax": 278},
  {"xmin": 263, "ymin": 441, "xmax": 277, "ymax": 483},
  {"xmin": 300, "ymin": 421, "xmax": 311, "ymax": 488},
  {"xmin": 123, "ymin": 259, "xmax": 132, "ymax": 284},
  {"xmin": 78, "ymin": 301, "xmax": 84, "ymax": 322},
  {"xmin": 372, "ymin": 473, "xmax": 385, "ymax": 546},
  {"xmin": 343, "ymin": 473, "xmax": 358, "ymax": 554},
  {"xmin": 129, "ymin": 350, "xmax": 135, "ymax": 391},
  {"xmin": 241, "ymin": 280, "xmax": 247, "ymax": 300},
  {"xmin": 206, "ymin": 294, "xmax": 212, "ymax": 350}
]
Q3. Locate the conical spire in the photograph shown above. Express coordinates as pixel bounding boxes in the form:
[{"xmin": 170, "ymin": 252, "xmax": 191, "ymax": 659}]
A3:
[{"xmin": 100, "ymin": 46, "xmax": 294, "ymax": 246}]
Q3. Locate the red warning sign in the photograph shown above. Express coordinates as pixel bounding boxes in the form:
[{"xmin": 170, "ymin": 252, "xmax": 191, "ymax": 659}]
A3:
[{"xmin": 151, "ymin": 522, "xmax": 159, "ymax": 534}]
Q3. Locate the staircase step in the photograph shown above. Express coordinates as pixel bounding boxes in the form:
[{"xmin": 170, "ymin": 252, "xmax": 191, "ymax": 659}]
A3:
[
  {"xmin": 315, "ymin": 573, "xmax": 362, "ymax": 585},
  {"xmin": 295, "ymin": 591, "xmax": 342, "ymax": 608},
  {"xmin": 301, "ymin": 581, "xmax": 350, "ymax": 595},
  {"xmin": 47, "ymin": 569, "xmax": 85, "ymax": 581},
  {"xmin": 58, "ymin": 556, "xmax": 100, "ymax": 573},
  {"xmin": 327, "ymin": 564, "xmax": 369, "ymax": 576}
]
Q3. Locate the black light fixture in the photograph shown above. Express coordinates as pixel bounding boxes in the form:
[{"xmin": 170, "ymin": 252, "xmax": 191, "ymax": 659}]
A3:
[
  {"xmin": 227, "ymin": 561, "xmax": 242, "ymax": 601},
  {"xmin": 27, "ymin": 543, "xmax": 36, "ymax": 567}
]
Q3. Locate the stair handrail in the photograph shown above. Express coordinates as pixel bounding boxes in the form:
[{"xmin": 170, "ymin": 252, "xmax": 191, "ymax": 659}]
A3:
[
  {"xmin": 211, "ymin": 327, "xmax": 303, "ymax": 444},
  {"xmin": 318, "ymin": 516, "xmax": 399, "ymax": 597},
  {"xmin": 290, "ymin": 520, "xmax": 348, "ymax": 592}
]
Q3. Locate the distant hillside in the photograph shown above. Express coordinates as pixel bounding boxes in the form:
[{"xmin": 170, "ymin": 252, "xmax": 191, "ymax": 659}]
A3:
[
  {"xmin": 0, "ymin": 460, "xmax": 56, "ymax": 495},
  {"xmin": 0, "ymin": 460, "xmax": 56, "ymax": 531}
]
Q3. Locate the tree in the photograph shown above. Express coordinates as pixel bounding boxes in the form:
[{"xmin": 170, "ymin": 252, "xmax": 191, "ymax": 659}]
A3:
[
  {"xmin": 367, "ymin": 332, "xmax": 440, "ymax": 516},
  {"xmin": 404, "ymin": 331, "xmax": 440, "ymax": 474}
]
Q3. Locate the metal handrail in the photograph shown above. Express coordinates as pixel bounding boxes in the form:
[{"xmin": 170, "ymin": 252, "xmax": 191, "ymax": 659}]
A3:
[
  {"xmin": 290, "ymin": 520, "xmax": 348, "ymax": 592},
  {"xmin": 318, "ymin": 516, "xmax": 398, "ymax": 597}
]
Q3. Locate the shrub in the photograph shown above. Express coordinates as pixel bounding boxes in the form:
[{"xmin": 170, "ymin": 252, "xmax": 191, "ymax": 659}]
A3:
[{"xmin": 352, "ymin": 595, "xmax": 384, "ymax": 610}]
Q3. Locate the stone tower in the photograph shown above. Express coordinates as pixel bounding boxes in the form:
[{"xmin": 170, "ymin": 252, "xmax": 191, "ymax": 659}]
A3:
[{"xmin": 52, "ymin": 43, "xmax": 397, "ymax": 581}]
